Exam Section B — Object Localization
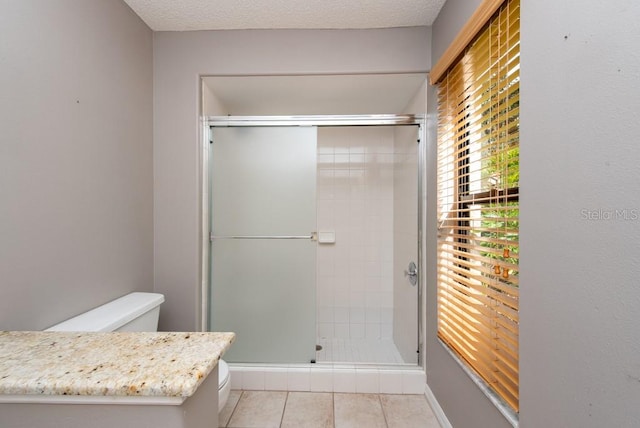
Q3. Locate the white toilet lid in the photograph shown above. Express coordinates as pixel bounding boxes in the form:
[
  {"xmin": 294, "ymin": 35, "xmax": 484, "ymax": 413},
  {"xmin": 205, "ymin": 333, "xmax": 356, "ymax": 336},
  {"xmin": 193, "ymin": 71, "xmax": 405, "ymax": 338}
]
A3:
[{"xmin": 218, "ymin": 359, "xmax": 230, "ymax": 387}]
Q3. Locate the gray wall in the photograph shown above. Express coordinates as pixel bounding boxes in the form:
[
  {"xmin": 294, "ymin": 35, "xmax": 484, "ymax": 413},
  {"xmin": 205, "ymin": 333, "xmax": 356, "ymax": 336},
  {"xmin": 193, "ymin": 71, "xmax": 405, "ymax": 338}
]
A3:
[
  {"xmin": 0, "ymin": 0, "xmax": 154, "ymax": 330},
  {"xmin": 519, "ymin": 1, "xmax": 640, "ymax": 427},
  {"xmin": 153, "ymin": 27, "xmax": 432, "ymax": 331},
  {"xmin": 427, "ymin": 0, "xmax": 640, "ymax": 427}
]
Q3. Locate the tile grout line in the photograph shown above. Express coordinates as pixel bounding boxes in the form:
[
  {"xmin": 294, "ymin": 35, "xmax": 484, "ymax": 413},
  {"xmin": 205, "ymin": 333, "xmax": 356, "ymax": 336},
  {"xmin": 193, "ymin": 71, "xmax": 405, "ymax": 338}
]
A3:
[
  {"xmin": 224, "ymin": 390, "xmax": 243, "ymax": 428},
  {"xmin": 227, "ymin": 391, "xmax": 246, "ymax": 427},
  {"xmin": 331, "ymin": 392, "xmax": 336, "ymax": 428},
  {"xmin": 279, "ymin": 391, "xmax": 290, "ymax": 428},
  {"xmin": 332, "ymin": 392, "xmax": 336, "ymax": 428},
  {"xmin": 378, "ymin": 394, "xmax": 391, "ymax": 428}
]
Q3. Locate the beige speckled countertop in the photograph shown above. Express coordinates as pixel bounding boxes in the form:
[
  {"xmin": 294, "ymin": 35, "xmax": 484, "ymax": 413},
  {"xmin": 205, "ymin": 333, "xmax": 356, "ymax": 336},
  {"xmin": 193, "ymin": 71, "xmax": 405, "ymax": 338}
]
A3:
[{"xmin": 0, "ymin": 331, "xmax": 234, "ymax": 399}]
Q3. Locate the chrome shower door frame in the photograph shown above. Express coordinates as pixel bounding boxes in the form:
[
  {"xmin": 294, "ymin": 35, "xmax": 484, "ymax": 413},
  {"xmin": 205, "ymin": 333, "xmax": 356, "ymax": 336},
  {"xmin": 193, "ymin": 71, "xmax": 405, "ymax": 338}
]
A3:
[{"xmin": 200, "ymin": 114, "xmax": 426, "ymax": 367}]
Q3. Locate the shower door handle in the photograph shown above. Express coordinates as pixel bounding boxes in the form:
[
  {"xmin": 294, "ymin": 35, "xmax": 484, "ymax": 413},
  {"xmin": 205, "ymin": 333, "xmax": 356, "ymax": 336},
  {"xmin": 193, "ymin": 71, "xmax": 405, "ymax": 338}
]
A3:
[{"xmin": 404, "ymin": 261, "xmax": 418, "ymax": 286}]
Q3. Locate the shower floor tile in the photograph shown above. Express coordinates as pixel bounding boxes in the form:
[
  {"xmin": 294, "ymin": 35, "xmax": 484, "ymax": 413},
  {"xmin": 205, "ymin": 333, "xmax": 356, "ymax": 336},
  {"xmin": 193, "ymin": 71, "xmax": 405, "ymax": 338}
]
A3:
[{"xmin": 315, "ymin": 338, "xmax": 405, "ymax": 364}]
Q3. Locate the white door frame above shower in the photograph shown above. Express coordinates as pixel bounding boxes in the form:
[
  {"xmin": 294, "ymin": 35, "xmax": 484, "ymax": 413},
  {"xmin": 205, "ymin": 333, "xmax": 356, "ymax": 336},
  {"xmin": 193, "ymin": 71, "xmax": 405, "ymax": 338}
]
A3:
[{"xmin": 200, "ymin": 114, "xmax": 426, "ymax": 367}]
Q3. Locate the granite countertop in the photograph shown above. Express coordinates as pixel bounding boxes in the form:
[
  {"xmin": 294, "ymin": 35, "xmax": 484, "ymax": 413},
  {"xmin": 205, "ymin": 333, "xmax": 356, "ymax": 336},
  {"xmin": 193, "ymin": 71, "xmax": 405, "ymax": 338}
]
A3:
[{"xmin": 0, "ymin": 331, "xmax": 234, "ymax": 399}]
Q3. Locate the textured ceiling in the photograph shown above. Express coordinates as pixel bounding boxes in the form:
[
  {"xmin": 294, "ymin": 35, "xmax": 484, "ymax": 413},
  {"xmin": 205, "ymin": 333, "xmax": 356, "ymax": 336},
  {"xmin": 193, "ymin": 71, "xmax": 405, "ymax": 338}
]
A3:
[{"xmin": 123, "ymin": 0, "xmax": 446, "ymax": 31}]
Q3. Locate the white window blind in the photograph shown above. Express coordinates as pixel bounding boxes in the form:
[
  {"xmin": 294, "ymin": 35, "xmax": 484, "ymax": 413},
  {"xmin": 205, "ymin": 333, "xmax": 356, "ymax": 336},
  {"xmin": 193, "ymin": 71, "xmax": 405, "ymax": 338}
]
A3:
[{"xmin": 436, "ymin": 0, "xmax": 520, "ymax": 412}]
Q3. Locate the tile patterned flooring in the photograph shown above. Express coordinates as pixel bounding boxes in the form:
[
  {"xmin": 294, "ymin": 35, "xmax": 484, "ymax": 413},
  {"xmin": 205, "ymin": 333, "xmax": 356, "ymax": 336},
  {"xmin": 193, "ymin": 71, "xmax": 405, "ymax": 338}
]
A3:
[{"xmin": 219, "ymin": 390, "xmax": 441, "ymax": 428}]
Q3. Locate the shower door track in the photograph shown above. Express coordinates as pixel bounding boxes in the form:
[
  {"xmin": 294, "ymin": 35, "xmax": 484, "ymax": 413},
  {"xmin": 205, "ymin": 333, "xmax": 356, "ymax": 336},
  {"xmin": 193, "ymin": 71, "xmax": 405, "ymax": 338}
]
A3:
[{"xmin": 200, "ymin": 114, "xmax": 426, "ymax": 368}]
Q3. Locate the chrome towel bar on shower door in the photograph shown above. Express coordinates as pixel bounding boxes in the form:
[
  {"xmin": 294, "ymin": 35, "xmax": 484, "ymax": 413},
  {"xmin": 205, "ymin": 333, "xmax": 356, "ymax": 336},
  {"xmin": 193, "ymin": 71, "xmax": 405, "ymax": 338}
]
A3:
[{"xmin": 209, "ymin": 232, "xmax": 317, "ymax": 241}]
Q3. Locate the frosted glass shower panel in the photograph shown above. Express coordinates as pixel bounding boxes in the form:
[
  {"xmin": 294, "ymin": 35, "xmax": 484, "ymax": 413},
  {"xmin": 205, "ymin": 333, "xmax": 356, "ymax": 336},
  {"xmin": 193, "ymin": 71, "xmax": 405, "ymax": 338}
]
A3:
[
  {"xmin": 211, "ymin": 127, "xmax": 317, "ymax": 236},
  {"xmin": 212, "ymin": 239, "xmax": 316, "ymax": 363},
  {"xmin": 210, "ymin": 126, "xmax": 317, "ymax": 363}
]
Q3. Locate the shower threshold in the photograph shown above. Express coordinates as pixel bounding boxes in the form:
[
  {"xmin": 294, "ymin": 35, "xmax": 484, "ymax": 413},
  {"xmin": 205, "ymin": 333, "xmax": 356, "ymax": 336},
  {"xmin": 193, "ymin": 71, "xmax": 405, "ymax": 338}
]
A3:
[
  {"xmin": 227, "ymin": 336, "xmax": 421, "ymax": 393},
  {"xmin": 227, "ymin": 361, "xmax": 424, "ymax": 395}
]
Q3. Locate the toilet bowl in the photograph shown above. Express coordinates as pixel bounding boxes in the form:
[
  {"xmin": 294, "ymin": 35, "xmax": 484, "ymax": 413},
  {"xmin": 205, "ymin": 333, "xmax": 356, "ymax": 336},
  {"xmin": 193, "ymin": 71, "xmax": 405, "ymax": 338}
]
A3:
[
  {"xmin": 218, "ymin": 359, "xmax": 231, "ymax": 410},
  {"xmin": 46, "ymin": 292, "xmax": 230, "ymax": 413}
]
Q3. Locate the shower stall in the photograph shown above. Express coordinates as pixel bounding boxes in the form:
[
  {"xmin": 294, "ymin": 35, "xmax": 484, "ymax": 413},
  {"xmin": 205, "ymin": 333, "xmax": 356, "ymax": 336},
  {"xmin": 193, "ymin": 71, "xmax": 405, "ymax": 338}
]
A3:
[{"xmin": 205, "ymin": 115, "xmax": 423, "ymax": 369}]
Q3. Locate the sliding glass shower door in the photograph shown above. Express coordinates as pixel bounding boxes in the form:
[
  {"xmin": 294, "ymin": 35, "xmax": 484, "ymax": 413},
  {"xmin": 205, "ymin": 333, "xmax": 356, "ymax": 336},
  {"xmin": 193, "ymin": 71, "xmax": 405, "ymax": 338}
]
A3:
[{"xmin": 209, "ymin": 126, "xmax": 317, "ymax": 363}]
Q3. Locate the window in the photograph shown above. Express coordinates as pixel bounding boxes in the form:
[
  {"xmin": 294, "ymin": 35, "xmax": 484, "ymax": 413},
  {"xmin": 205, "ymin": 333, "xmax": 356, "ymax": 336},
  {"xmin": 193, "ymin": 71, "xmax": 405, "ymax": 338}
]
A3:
[{"xmin": 434, "ymin": 0, "xmax": 520, "ymax": 412}]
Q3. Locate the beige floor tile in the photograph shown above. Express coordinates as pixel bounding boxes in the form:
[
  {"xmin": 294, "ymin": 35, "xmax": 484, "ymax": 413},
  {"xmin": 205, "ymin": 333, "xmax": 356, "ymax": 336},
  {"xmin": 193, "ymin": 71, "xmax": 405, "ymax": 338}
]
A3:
[
  {"xmin": 227, "ymin": 390, "xmax": 288, "ymax": 428},
  {"xmin": 334, "ymin": 393, "xmax": 387, "ymax": 428},
  {"xmin": 219, "ymin": 390, "xmax": 242, "ymax": 428},
  {"xmin": 380, "ymin": 394, "xmax": 441, "ymax": 428},
  {"xmin": 281, "ymin": 392, "xmax": 334, "ymax": 428}
]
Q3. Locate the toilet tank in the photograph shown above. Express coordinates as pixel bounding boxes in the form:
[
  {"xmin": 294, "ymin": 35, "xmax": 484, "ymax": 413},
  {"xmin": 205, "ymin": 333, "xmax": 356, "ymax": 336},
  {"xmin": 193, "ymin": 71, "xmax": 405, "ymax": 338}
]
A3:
[{"xmin": 45, "ymin": 292, "xmax": 165, "ymax": 332}]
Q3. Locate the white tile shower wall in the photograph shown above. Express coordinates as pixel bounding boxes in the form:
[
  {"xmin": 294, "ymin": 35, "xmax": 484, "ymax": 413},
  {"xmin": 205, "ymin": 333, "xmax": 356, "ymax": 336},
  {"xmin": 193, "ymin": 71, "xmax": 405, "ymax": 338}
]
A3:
[{"xmin": 316, "ymin": 127, "xmax": 395, "ymax": 344}]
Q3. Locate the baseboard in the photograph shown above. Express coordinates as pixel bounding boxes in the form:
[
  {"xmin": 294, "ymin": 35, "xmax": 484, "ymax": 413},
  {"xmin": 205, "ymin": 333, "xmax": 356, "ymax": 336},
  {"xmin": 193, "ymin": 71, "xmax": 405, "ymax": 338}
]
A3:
[{"xmin": 424, "ymin": 383, "xmax": 453, "ymax": 428}]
